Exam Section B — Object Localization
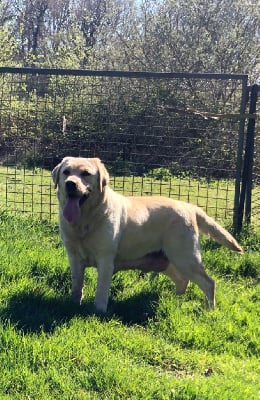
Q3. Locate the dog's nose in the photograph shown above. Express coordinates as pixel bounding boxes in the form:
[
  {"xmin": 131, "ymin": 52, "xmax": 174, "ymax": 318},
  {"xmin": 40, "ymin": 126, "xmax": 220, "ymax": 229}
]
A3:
[{"xmin": 65, "ymin": 180, "xmax": 77, "ymax": 194}]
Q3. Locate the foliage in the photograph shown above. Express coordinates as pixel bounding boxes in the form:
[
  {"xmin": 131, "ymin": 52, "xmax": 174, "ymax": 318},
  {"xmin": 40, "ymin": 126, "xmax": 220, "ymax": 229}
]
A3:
[
  {"xmin": 0, "ymin": 27, "xmax": 17, "ymax": 66},
  {"xmin": 96, "ymin": 0, "xmax": 259, "ymax": 82},
  {"xmin": 0, "ymin": 0, "xmax": 259, "ymax": 80},
  {"xmin": 145, "ymin": 165, "xmax": 193, "ymax": 180},
  {"xmin": 0, "ymin": 212, "xmax": 259, "ymax": 398},
  {"xmin": 0, "ymin": 0, "xmax": 259, "ymax": 179}
]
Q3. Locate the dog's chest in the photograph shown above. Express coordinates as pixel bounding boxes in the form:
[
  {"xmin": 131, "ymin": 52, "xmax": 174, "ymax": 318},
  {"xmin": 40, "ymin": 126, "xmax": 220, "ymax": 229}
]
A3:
[
  {"xmin": 74, "ymin": 223, "xmax": 91, "ymax": 239},
  {"xmin": 62, "ymin": 221, "xmax": 114, "ymax": 265}
]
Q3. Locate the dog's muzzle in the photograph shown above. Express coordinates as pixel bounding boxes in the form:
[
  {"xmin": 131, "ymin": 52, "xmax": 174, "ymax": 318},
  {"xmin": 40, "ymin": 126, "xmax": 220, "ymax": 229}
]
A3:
[
  {"xmin": 65, "ymin": 180, "xmax": 77, "ymax": 195},
  {"xmin": 65, "ymin": 181, "xmax": 91, "ymax": 201}
]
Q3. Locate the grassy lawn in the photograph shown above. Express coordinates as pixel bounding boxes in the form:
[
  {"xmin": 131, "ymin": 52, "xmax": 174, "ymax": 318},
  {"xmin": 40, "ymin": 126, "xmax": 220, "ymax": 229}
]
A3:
[
  {"xmin": 0, "ymin": 210, "xmax": 259, "ymax": 399},
  {"xmin": 0, "ymin": 166, "xmax": 259, "ymax": 399}
]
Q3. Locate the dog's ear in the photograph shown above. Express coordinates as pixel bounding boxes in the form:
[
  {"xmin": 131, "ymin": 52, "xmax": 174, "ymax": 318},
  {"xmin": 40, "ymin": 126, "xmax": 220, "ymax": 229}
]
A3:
[
  {"xmin": 52, "ymin": 161, "xmax": 63, "ymax": 189},
  {"xmin": 95, "ymin": 158, "xmax": 109, "ymax": 192},
  {"xmin": 52, "ymin": 157, "xmax": 71, "ymax": 188}
]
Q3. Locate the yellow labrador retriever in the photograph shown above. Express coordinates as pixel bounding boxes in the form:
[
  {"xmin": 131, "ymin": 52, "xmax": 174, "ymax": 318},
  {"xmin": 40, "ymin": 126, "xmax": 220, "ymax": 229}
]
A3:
[{"xmin": 52, "ymin": 157, "xmax": 243, "ymax": 313}]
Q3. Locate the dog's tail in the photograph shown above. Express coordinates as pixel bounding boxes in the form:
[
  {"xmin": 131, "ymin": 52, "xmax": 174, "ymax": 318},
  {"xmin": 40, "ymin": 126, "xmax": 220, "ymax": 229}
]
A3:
[{"xmin": 196, "ymin": 207, "xmax": 244, "ymax": 253}]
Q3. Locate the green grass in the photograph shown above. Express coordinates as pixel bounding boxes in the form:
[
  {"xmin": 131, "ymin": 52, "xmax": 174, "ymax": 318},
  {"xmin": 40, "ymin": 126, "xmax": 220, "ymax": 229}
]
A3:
[
  {"xmin": 0, "ymin": 211, "xmax": 259, "ymax": 399},
  {"xmin": 0, "ymin": 166, "xmax": 259, "ymax": 398}
]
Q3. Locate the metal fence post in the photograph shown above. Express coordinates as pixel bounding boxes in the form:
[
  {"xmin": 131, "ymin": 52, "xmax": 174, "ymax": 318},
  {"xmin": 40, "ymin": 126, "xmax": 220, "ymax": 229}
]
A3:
[
  {"xmin": 236, "ymin": 84, "xmax": 258, "ymax": 230},
  {"xmin": 245, "ymin": 85, "xmax": 259, "ymax": 223},
  {"xmin": 233, "ymin": 76, "xmax": 248, "ymax": 231}
]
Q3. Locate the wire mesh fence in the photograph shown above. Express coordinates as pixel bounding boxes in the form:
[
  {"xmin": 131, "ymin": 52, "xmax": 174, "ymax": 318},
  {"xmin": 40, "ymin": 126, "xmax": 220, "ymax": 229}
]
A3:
[{"xmin": 0, "ymin": 68, "xmax": 258, "ymax": 227}]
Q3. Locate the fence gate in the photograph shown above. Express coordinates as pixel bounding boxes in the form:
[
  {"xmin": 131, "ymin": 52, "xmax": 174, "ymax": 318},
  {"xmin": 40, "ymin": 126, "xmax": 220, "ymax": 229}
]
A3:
[{"xmin": 0, "ymin": 67, "xmax": 259, "ymax": 230}]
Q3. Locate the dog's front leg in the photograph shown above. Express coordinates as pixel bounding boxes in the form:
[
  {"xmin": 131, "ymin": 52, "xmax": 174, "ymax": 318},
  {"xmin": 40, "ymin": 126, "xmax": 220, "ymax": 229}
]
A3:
[
  {"xmin": 67, "ymin": 253, "xmax": 85, "ymax": 305},
  {"xmin": 95, "ymin": 256, "xmax": 115, "ymax": 313}
]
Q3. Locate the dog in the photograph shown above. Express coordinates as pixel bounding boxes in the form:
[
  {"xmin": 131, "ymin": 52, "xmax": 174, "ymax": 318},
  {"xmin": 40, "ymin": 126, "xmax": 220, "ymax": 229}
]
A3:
[{"xmin": 52, "ymin": 157, "xmax": 243, "ymax": 313}]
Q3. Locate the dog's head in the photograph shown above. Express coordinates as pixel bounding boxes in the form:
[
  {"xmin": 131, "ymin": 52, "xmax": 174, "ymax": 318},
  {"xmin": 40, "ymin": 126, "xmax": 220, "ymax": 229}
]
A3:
[{"xmin": 52, "ymin": 157, "xmax": 109, "ymax": 223}]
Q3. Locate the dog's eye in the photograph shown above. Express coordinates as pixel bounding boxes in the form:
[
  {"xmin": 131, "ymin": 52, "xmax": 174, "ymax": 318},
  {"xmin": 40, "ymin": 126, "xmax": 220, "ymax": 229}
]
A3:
[
  {"xmin": 63, "ymin": 169, "xmax": 70, "ymax": 176},
  {"xmin": 81, "ymin": 171, "xmax": 91, "ymax": 177}
]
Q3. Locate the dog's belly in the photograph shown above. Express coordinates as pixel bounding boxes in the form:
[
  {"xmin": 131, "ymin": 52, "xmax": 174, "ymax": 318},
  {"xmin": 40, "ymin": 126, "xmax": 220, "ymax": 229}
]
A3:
[{"xmin": 114, "ymin": 250, "xmax": 169, "ymax": 273}]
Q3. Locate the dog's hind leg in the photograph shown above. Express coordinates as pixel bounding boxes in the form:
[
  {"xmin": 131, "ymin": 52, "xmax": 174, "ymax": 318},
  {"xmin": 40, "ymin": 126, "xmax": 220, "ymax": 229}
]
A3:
[
  {"xmin": 166, "ymin": 256, "xmax": 215, "ymax": 308},
  {"xmin": 166, "ymin": 255, "xmax": 215, "ymax": 308},
  {"xmin": 163, "ymin": 228, "xmax": 215, "ymax": 308},
  {"xmin": 163, "ymin": 263, "xmax": 189, "ymax": 295},
  {"xmin": 190, "ymin": 267, "xmax": 215, "ymax": 309},
  {"xmin": 190, "ymin": 260, "xmax": 215, "ymax": 308}
]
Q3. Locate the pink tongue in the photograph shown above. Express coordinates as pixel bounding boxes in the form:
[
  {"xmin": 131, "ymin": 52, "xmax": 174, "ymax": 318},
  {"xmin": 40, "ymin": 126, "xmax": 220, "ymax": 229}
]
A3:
[{"xmin": 63, "ymin": 197, "xmax": 81, "ymax": 223}]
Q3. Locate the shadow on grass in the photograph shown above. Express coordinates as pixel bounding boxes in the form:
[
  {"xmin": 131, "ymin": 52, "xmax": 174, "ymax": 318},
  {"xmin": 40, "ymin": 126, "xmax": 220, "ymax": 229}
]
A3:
[
  {"xmin": 111, "ymin": 291, "xmax": 159, "ymax": 325},
  {"xmin": 1, "ymin": 292, "xmax": 94, "ymax": 334},
  {"xmin": 2, "ymin": 290, "xmax": 159, "ymax": 334}
]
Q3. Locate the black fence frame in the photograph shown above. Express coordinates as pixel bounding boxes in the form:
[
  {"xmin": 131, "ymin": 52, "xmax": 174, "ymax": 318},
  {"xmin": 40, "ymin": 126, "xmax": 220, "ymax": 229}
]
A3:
[
  {"xmin": 236, "ymin": 84, "xmax": 259, "ymax": 231},
  {"xmin": 0, "ymin": 67, "xmax": 258, "ymax": 231}
]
